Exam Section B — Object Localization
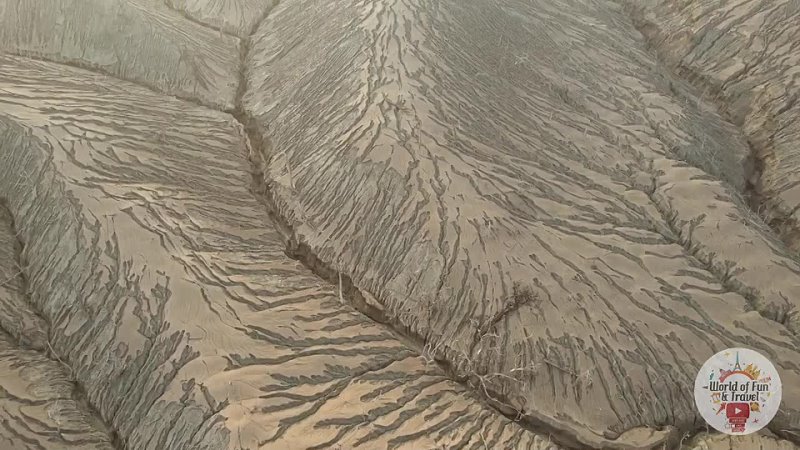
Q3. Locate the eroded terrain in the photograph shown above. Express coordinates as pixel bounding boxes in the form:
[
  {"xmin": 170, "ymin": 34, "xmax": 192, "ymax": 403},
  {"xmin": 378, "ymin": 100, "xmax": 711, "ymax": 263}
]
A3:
[
  {"xmin": 243, "ymin": 0, "xmax": 800, "ymax": 447},
  {"xmin": 0, "ymin": 0, "xmax": 798, "ymax": 449},
  {"xmin": 0, "ymin": 203, "xmax": 116, "ymax": 449},
  {"xmin": 0, "ymin": 54, "xmax": 559, "ymax": 450},
  {"xmin": 626, "ymin": 0, "xmax": 800, "ymax": 252}
]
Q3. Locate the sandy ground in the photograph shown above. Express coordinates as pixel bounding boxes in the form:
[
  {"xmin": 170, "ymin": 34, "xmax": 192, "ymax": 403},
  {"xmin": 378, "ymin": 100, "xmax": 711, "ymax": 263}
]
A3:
[
  {"xmin": 0, "ymin": 203, "xmax": 116, "ymax": 449},
  {"xmin": 626, "ymin": 0, "xmax": 800, "ymax": 252},
  {"xmin": 243, "ymin": 0, "xmax": 800, "ymax": 446},
  {"xmin": 0, "ymin": 55, "xmax": 558, "ymax": 450},
  {"xmin": 0, "ymin": 0, "xmax": 797, "ymax": 449}
]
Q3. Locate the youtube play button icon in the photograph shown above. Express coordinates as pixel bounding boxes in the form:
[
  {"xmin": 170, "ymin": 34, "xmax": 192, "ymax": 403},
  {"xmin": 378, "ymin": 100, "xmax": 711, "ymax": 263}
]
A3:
[{"xmin": 695, "ymin": 348, "xmax": 782, "ymax": 435}]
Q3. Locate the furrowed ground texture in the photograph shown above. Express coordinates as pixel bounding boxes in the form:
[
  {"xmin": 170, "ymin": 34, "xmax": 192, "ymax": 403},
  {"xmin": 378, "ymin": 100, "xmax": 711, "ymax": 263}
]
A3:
[
  {"xmin": 0, "ymin": 0, "xmax": 240, "ymax": 109},
  {"xmin": 625, "ymin": 0, "xmax": 800, "ymax": 252},
  {"xmin": 165, "ymin": 0, "xmax": 278, "ymax": 38},
  {"xmin": 0, "ymin": 203, "xmax": 116, "ymax": 449},
  {"xmin": 242, "ymin": 0, "xmax": 800, "ymax": 447},
  {"xmin": 0, "ymin": 55, "xmax": 559, "ymax": 450},
  {"xmin": 0, "ymin": 0, "xmax": 798, "ymax": 449}
]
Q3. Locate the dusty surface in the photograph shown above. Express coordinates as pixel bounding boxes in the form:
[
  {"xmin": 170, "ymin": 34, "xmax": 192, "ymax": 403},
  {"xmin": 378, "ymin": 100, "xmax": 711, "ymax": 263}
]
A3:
[
  {"xmin": 0, "ymin": 0, "xmax": 799, "ymax": 449},
  {"xmin": 0, "ymin": 203, "xmax": 116, "ymax": 449},
  {"xmin": 0, "ymin": 55, "xmax": 559, "ymax": 450},
  {"xmin": 625, "ymin": 0, "xmax": 800, "ymax": 252},
  {"xmin": 0, "ymin": 334, "xmax": 117, "ymax": 450},
  {"xmin": 0, "ymin": 204, "xmax": 48, "ymax": 351},
  {"xmin": 165, "ymin": 0, "xmax": 277, "ymax": 37},
  {"xmin": 0, "ymin": 0, "xmax": 240, "ymax": 109},
  {"xmin": 243, "ymin": 0, "xmax": 800, "ymax": 447}
]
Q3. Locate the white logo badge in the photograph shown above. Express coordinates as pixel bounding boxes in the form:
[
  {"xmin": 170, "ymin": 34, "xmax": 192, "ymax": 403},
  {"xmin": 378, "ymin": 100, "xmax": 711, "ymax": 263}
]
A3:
[{"xmin": 694, "ymin": 348, "xmax": 782, "ymax": 435}]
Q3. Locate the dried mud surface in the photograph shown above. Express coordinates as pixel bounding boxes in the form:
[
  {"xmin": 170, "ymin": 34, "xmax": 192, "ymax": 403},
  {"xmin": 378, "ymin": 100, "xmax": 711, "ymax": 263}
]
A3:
[
  {"xmin": 625, "ymin": 0, "xmax": 800, "ymax": 252},
  {"xmin": 0, "ymin": 203, "xmax": 116, "ymax": 449},
  {"xmin": 0, "ymin": 0, "xmax": 798, "ymax": 449},
  {"xmin": 0, "ymin": 55, "xmax": 558, "ymax": 450},
  {"xmin": 164, "ymin": 0, "xmax": 278, "ymax": 37},
  {"xmin": 243, "ymin": 0, "xmax": 800, "ymax": 447},
  {"xmin": 0, "ymin": 0, "xmax": 241, "ymax": 109},
  {"xmin": 688, "ymin": 433, "xmax": 800, "ymax": 450},
  {"xmin": 0, "ymin": 203, "xmax": 48, "ymax": 351}
]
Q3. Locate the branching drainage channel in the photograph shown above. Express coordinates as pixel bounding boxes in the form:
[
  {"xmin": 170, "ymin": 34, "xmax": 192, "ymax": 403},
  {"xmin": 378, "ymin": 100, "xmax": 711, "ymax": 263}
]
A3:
[{"xmin": 0, "ymin": 199, "xmax": 124, "ymax": 450}]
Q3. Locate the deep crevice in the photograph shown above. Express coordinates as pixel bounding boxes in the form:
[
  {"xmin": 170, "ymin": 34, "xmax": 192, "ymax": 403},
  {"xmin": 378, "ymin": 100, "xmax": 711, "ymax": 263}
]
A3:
[{"xmin": 235, "ymin": 110, "xmax": 599, "ymax": 450}]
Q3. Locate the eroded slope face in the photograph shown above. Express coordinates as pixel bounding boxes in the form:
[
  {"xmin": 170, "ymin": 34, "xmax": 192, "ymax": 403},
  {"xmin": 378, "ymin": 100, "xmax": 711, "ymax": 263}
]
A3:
[
  {"xmin": 243, "ymin": 0, "xmax": 800, "ymax": 446},
  {"xmin": 165, "ymin": 0, "xmax": 277, "ymax": 37},
  {"xmin": 0, "ymin": 0, "xmax": 240, "ymax": 109},
  {"xmin": 0, "ymin": 204, "xmax": 48, "ymax": 350},
  {"xmin": 689, "ymin": 433, "xmax": 800, "ymax": 450},
  {"xmin": 626, "ymin": 0, "xmax": 800, "ymax": 251},
  {"xmin": 0, "ymin": 55, "xmax": 559, "ymax": 450},
  {"xmin": 0, "ymin": 204, "xmax": 115, "ymax": 449},
  {"xmin": 0, "ymin": 335, "xmax": 117, "ymax": 450}
]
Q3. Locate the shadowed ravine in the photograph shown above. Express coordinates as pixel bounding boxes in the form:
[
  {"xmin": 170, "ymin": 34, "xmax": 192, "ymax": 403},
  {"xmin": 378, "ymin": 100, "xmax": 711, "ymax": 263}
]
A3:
[{"xmin": 0, "ymin": 0, "xmax": 799, "ymax": 449}]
